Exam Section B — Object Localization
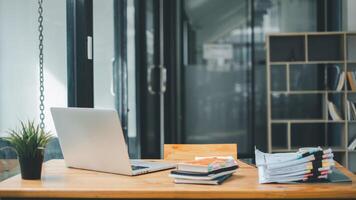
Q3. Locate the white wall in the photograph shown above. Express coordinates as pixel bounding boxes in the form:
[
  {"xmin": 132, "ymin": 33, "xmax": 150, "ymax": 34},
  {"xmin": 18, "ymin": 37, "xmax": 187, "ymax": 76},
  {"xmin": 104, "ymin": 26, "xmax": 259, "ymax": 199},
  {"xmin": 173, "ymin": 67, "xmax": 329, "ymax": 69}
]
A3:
[{"xmin": 0, "ymin": 0, "xmax": 67, "ymax": 136}]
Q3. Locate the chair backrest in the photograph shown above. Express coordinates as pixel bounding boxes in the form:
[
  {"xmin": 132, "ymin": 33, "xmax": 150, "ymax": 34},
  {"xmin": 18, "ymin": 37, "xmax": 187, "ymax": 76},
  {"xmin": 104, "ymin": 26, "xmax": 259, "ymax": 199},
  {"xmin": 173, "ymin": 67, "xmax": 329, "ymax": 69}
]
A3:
[
  {"xmin": 163, "ymin": 144, "xmax": 237, "ymax": 161},
  {"xmin": 0, "ymin": 159, "xmax": 19, "ymax": 181}
]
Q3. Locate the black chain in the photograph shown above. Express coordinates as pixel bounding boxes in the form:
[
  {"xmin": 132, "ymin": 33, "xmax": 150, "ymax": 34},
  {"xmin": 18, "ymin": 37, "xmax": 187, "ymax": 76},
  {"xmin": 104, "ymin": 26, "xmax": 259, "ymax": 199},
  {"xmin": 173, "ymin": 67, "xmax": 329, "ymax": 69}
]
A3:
[{"xmin": 38, "ymin": 0, "xmax": 45, "ymax": 130}]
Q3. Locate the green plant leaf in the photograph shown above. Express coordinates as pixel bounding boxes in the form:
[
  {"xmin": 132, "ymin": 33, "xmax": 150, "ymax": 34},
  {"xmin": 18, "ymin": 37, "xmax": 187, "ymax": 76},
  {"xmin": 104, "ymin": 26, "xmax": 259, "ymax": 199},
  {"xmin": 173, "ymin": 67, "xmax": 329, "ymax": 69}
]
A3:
[{"xmin": 6, "ymin": 120, "xmax": 54, "ymax": 158}]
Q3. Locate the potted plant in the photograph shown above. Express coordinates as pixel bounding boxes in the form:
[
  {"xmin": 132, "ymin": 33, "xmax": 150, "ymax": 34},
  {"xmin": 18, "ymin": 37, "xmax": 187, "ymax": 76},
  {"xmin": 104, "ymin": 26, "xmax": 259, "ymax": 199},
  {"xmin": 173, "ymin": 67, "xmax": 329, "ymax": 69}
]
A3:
[{"xmin": 5, "ymin": 121, "xmax": 53, "ymax": 180}]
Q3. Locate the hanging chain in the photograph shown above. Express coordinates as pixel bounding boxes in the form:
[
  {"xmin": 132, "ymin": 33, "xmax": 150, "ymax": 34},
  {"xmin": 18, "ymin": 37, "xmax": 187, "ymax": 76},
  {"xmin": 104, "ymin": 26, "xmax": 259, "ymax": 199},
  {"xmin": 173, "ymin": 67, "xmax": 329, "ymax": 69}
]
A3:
[{"xmin": 38, "ymin": 0, "xmax": 45, "ymax": 130}]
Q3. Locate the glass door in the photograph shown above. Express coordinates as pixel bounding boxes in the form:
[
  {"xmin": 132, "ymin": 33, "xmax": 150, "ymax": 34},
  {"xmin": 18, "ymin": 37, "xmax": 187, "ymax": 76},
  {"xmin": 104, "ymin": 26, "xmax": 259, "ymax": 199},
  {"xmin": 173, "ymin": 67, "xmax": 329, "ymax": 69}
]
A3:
[
  {"xmin": 178, "ymin": 0, "xmax": 254, "ymax": 157},
  {"xmin": 70, "ymin": 0, "xmax": 345, "ymax": 160},
  {"xmin": 93, "ymin": 0, "xmax": 139, "ymax": 157},
  {"xmin": 92, "ymin": 0, "xmax": 166, "ymax": 159},
  {"xmin": 135, "ymin": 0, "xmax": 166, "ymax": 158},
  {"xmin": 93, "ymin": 0, "xmax": 254, "ymax": 158}
]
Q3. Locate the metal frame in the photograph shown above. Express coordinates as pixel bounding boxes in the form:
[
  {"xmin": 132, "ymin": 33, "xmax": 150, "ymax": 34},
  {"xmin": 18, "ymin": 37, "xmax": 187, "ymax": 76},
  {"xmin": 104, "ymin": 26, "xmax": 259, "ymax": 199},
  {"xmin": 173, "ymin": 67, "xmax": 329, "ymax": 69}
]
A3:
[
  {"xmin": 162, "ymin": 0, "xmax": 183, "ymax": 145},
  {"xmin": 66, "ymin": 0, "xmax": 93, "ymax": 108},
  {"xmin": 67, "ymin": 0, "xmax": 134, "ymax": 155},
  {"xmin": 249, "ymin": 0, "xmax": 256, "ymax": 159},
  {"xmin": 134, "ymin": 0, "xmax": 145, "ymax": 158},
  {"xmin": 134, "ymin": 0, "xmax": 162, "ymax": 159},
  {"xmin": 113, "ymin": 0, "xmax": 129, "ymax": 142}
]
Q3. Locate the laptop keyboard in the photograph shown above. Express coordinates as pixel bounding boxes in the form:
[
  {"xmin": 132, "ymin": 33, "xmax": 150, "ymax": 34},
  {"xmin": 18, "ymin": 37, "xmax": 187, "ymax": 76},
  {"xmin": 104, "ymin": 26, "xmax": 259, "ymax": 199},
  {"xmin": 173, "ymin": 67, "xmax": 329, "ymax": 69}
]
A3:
[{"xmin": 131, "ymin": 165, "xmax": 149, "ymax": 171}]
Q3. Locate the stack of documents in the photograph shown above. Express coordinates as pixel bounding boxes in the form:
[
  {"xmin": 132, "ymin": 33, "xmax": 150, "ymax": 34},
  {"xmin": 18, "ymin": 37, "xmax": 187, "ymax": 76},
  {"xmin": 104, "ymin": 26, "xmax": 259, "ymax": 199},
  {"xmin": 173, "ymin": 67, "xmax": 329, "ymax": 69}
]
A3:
[
  {"xmin": 169, "ymin": 156, "xmax": 238, "ymax": 185},
  {"xmin": 255, "ymin": 147, "xmax": 335, "ymax": 184}
]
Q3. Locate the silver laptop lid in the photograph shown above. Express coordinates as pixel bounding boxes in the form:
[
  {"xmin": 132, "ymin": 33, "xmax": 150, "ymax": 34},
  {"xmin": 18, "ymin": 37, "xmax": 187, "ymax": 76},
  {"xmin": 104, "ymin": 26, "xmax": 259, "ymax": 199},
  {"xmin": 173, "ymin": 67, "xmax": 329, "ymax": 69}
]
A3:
[{"xmin": 51, "ymin": 107, "xmax": 132, "ymax": 175}]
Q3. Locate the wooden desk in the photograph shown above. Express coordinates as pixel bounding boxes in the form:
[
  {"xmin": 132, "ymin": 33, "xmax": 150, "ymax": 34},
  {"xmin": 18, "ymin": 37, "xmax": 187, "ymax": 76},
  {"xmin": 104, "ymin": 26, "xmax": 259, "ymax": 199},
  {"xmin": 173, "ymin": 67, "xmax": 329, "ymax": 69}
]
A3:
[{"xmin": 0, "ymin": 159, "xmax": 355, "ymax": 199}]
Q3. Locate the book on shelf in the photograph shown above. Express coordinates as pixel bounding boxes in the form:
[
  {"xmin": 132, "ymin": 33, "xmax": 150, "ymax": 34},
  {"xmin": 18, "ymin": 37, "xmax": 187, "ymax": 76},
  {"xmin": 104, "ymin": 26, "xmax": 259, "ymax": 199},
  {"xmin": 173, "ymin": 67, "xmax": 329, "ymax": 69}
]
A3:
[
  {"xmin": 347, "ymin": 72, "xmax": 356, "ymax": 91},
  {"xmin": 346, "ymin": 100, "xmax": 356, "ymax": 120},
  {"xmin": 348, "ymin": 137, "xmax": 356, "ymax": 150},
  {"xmin": 255, "ymin": 147, "xmax": 336, "ymax": 184},
  {"xmin": 328, "ymin": 65, "xmax": 341, "ymax": 90},
  {"xmin": 169, "ymin": 156, "xmax": 238, "ymax": 185},
  {"xmin": 328, "ymin": 101, "xmax": 343, "ymax": 121},
  {"xmin": 336, "ymin": 71, "xmax": 345, "ymax": 91},
  {"xmin": 347, "ymin": 100, "xmax": 351, "ymax": 120}
]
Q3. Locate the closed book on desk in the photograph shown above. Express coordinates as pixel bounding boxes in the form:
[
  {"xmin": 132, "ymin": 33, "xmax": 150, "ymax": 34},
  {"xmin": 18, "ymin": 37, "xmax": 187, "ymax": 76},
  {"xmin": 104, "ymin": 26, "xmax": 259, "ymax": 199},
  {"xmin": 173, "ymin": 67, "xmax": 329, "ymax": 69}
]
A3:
[
  {"xmin": 171, "ymin": 165, "xmax": 238, "ymax": 176},
  {"xmin": 177, "ymin": 157, "xmax": 237, "ymax": 173},
  {"xmin": 174, "ymin": 174, "xmax": 232, "ymax": 185},
  {"xmin": 169, "ymin": 169, "xmax": 237, "ymax": 180}
]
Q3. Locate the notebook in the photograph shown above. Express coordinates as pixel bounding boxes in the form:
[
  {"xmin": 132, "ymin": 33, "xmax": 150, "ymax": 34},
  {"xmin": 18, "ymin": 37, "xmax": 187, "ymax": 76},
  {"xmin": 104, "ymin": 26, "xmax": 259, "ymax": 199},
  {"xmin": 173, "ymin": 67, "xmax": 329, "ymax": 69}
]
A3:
[{"xmin": 173, "ymin": 174, "xmax": 233, "ymax": 185}]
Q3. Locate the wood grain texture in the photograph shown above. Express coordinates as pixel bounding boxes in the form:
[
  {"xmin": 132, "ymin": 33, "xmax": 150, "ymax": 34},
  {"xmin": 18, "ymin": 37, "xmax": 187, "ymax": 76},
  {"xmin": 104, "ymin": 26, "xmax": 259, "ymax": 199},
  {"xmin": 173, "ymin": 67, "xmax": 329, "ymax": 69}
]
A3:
[
  {"xmin": 0, "ymin": 160, "xmax": 355, "ymax": 199},
  {"xmin": 164, "ymin": 144, "xmax": 238, "ymax": 161}
]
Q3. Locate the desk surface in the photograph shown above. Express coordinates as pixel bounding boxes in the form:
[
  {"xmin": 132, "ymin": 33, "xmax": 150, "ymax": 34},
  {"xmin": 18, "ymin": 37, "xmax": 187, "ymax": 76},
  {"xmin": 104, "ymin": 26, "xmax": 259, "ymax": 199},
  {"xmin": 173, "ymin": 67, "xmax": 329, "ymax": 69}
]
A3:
[{"xmin": 0, "ymin": 159, "xmax": 355, "ymax": 199}]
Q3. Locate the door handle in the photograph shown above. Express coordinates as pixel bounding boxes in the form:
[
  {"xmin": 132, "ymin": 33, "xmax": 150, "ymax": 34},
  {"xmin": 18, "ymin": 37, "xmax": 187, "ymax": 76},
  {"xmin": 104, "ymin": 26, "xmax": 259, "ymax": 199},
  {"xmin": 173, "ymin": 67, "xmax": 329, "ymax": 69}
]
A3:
[
  {"xmin": 111, "ymin": 58, "xmax": 116, "ymax": 96},
  {"xmin": 147, "ymin": 65, "xmax": 167, "ymax": 95},
  {"xmin": 159, "ymin": 65, "xmax": 167, "ymax": 94},
  {"xmin": 147, "ymin": 64, "xmax": 156, "ymax": 94}
]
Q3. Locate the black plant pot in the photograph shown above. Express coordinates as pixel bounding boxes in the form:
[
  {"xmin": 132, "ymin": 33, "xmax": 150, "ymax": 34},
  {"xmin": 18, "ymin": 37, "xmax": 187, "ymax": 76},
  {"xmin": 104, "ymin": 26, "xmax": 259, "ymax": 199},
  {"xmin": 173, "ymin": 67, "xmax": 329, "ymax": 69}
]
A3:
[{"xmin": 18, "ymin": 150, "xmax": 44, "ymax": 180}]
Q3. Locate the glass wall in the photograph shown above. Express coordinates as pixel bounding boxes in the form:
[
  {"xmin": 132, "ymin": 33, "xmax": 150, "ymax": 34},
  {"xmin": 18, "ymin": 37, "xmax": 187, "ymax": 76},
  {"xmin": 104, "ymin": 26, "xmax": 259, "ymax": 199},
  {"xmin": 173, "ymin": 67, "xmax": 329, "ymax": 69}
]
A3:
[
  {"xmin": 93, "ymin": 0, "xmax": 116, "ymax": 110},
  {"xmin": 182, "ymin": 0, "xmax": 253, "ymax": 155},
  {"xmin": 93, "ymin": 0, "xmax": 138, "ymax": 157},
  {"xmin": 179, "ymin": 0, "xmax": 330, "ymax": 156}
]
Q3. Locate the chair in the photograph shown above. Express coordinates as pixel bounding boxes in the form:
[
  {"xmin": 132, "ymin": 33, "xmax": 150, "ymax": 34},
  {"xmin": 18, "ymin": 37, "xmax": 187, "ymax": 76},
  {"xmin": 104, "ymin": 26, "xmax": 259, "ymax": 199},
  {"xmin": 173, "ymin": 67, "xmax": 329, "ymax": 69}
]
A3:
[
  {"xmin": 0, "ymin": 159, "xmax": 19, "ymax": 181},
  {"xmin": 163, "ymin": 144, "xmax": 237, "ymax": 161}
]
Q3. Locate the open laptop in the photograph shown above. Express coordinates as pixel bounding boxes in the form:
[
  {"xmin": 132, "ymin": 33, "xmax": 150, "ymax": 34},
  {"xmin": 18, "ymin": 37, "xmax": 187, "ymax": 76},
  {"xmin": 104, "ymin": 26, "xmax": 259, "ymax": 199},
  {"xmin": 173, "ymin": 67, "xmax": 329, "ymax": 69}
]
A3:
[{"xmin": 51, "ymin": 107, "xmax": 175, "ymax": 176}]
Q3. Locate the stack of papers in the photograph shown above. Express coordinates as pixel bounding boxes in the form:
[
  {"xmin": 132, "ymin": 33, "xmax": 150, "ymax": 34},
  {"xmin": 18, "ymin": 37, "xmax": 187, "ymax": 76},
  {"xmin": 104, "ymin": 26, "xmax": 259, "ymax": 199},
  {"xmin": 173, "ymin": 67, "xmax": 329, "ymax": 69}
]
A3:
[
  {"xmin": 255, "ymin": 147, "xmax": 335, "ymax": 184},
  {"xmin": 169, "ymin": 156, "xmax": 238, "ymax": 185}
]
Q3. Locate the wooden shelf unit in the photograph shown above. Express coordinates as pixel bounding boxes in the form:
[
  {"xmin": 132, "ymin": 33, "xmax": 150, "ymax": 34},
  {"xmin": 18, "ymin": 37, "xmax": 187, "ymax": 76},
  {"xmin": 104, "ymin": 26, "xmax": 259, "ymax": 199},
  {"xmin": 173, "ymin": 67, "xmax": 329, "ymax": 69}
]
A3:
[{"xmin": 266, "ymin": 32, "xmax": 356, "ymax": 172}]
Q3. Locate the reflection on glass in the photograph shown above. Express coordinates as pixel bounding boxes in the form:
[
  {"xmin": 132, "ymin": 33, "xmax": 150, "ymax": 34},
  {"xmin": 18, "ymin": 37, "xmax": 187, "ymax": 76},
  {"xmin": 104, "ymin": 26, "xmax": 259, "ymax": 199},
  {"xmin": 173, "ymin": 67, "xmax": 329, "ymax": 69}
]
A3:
[
  {"xmin": 93, "ymin": 0, "xmax": 138, "ymax": 157},
  {"xmin": 272, "ymin": 124, "xmax": 288, "ymax": 149},
  {"xmin": 254, "ymin": 0, "xmax": 318, "ymax": 150},
  {"xmin": 271, "ymin": 66, "xmax": 287, "ymax": 91},
  {"xmin": 126, "ymin": 0, "xmax": 138, "ymax": 157},
  {"xmin": 183, "ymin": 0, "xmax": 252, "ymax": 154},
  {"xmin": 271, "ymin": 94, "xmax": 324, "ymax": 119},
  {"xmin": 93, "ymin": 0, "xmax": 115, "ymax": 109}
]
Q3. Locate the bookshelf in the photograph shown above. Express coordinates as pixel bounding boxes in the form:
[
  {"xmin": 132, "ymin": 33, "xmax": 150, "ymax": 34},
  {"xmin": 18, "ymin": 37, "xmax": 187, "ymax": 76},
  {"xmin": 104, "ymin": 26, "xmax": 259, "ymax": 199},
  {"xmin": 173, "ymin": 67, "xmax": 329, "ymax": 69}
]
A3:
[{"xmin": 266, "ymin": 32, "xmax": 356, "ymax": 172}]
